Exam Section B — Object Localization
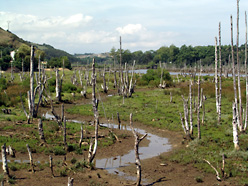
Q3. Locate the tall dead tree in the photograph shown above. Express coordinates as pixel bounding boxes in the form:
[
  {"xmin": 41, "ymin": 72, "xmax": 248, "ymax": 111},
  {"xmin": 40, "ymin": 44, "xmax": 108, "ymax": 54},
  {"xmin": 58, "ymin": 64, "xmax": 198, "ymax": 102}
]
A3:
[
  {"xmin": 38, "ymin": 119, "xmax": 46, "ymax": 143},
  {"xmin": 189, "ymin": 81, "xmax": 193, "ymax": 135},
  {"xmin": 232, "ymin": 102, "xmax": 240, "ymax": 150},
  {"xmin": 180, "ymin": 95, "xmax": 190, "ymax": 139},
  {"xmin": 21, "ymin": 46, "xmax": 49, "ymax": 123},
  {"xmin": 55, "ymin": 68, "xmax": 63, "ymax": 102},
  {"xmin": 26, "ymin": 144, "xmax": 35, "ymax": 172},
  {"xmin": 215, "ymin": 37, "xmax": 219, "ymax": 114},
  {"xmin": 197, "ymin": 60, "xmax": 201, "ymax": 139},
  {"xmin": 236, "ymin": 0, "xmax": 243, "ymax": 131},
  {"xmin": 218, "ymin": 22, "xmax": 222, "ymax": 125},
  {"xmin": 1, "ymin": 144, "xmax": 9, "ymax": 178},
  {"xmin": 130, "ymin": 113, "xmax": 147, "ymax": 186},
  {"xmin": 101, "ymin": 64, "xmax": 108, "ymax": 93},
  {"xmin": 88, "ymin": 58, "xmax": 99, "ymax": 164},
  {"xmin": 245, "ymin": 11, "xmax": 248, "ymax": 131},
  {"xmin": 231, "ymin": 15, "xmax": 240, "ymax": 129}
]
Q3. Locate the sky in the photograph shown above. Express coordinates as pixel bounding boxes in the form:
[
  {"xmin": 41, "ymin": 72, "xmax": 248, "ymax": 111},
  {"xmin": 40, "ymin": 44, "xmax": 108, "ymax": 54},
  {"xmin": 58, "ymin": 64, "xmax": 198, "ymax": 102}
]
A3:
[{"xmin": 1, "ymin": 0, "xmax": 248, "ymax": 54}]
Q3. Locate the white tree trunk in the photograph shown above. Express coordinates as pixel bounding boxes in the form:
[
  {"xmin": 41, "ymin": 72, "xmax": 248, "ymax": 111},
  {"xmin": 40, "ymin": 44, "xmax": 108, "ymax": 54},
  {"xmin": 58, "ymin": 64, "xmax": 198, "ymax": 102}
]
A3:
[
  {"xmin": 218, "ymin": 22, "xmax": 222, "ymax": 125},
  {"xmin": 189, "ymin": 81, "xmax": 193, "ymax": 135},
  {"xmin": 129, "ymin": 113, "xmax": 147, "ymax": 186},
  {"xmin": 1, "ymin": 144, "xmax": 9, "ymax": 177},
  {"xmin": 88, "ymin": 58, "xmax": 99, "ymax": 164},
  {"xmin": 55, "ymin": 69, "xmax": 61, "ymax": 102},
  {"xmin": 232, "ymin": 102, "xmax": 240, "ymax": 150},
  {"xmin": 231, "ymin": 15, "xmax": 240, "ymax": 129},
  {"xmin": 38, "ymin": 119, "xmax": 45, "ymax": 143},
  {"xmin": 245, "ymin": 11, "xmax": 248, "ymax": 131},
  {"xmin": 26, "ymin": 144, "xmax": 35, "ymax": 172},
  {"xmin": 215, "ymin": 37, "xmax": 219, "ymax": 114}
]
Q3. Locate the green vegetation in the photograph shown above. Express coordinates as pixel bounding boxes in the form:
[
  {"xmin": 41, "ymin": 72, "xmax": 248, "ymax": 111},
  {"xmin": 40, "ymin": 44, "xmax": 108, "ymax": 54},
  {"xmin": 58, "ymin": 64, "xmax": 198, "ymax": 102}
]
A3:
[{"xmin": 0, "ymin": 64, "xmax": 248, "ymax": 185}]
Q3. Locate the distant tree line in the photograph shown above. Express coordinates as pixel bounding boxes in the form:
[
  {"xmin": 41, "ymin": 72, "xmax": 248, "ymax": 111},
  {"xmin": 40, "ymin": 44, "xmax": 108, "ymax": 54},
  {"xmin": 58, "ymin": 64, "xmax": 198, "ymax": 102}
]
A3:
[{"xmin": 109, "ymin": 44, "xmax": 248, "ymax": 68}]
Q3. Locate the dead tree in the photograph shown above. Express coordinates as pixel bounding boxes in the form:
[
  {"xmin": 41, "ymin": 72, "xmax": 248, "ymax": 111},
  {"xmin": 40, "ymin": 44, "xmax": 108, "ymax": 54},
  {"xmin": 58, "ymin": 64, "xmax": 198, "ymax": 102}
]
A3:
[
  {"xmin": 189, "ymin": 81, "xmax": 193, "ymax": 135},
  {"xmin": 197, "ymin": 61, "xmax": 201, "ymax": 139},
  {"xmin": 128, "ymin": 60, "xmax": 136, "ymax": 97},
  {"xmin": 236, "ymin": 0, "xmax": 243, "ymax": 130},
  {"xmin": 201, "ymin": 88, "xmax": 206, "ymax": 125},
  {"xmin": 101, "ymin": 64, "xmax": 108, "ymax": 93},
  {"xmin": 245, "ymin": 11, "xmax": 248, "ymax": 131},
  {"xmin": 38, "ymin": 119, "xmax": 46, "ymax": 143},
  {"xmin": 218, "ymin": 22, "xmax": 222, "ymax": 125},
  {"xmin": 215, "ymin": 37, "xmax": 219, "ymax": 115},
  {"xmin": 26, "ymin": 144, "xmax": 35, "ymax": 172},
  {"xmin": 88, "ymin": 58, "xmax": 99, "ymax": 164},
  {"xmin": 63, "ymin": 116, "xmax": 67, "ymax": 148},
  {"xmin": 55, "ymin": 68, "xmax": 63, "ymax": 102},
  {"xmin": 68, "ymin": 177, "xmax": 74, "ymax": 186},
  {"xmin": 232, "ymin": 102, "xmax": 240, "ymax": 150},
  {"xmin": 1, "ymin": 144, "xmax": 9, "ymax": 178},
  {"xmin": 117, "ymin": 112, "xmax": 121, "ymax": 130},
  {"xmin": 21, "ymin": 46, "xmax": 49, "ymax": 123},
  {"xmin": 49, "ymin": 155, "xmax": 54, "ymax": 177},
  {"xmin": 203, "ymin": 159, "xmax": 221, "ymax": 181},
  {"xmin": 231, "ymin": 15, "xmax": 240, "ymax": 130},
  {"xmin": 79, "ymin": 124, "xmax": 84, "ymax": 148},
  {"xmin": 129, "ymin": 113, "xmax": 147, "ymax": 186},
  {"xmin": 50, "ymin": 101, "xmax": 64, "ymax": 127},
  {"xmin": 180, "ymin": 95, "xmax": 191, "ymax": 139}
]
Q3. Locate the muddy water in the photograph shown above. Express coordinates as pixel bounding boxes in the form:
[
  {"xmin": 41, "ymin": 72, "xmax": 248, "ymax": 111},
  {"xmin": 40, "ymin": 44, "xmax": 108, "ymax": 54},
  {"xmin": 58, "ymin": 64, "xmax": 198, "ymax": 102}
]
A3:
[
  {"xmin": 2, "ymin": 112, "xmax": 171, "ymax": 182},
  {"xmin": 43, "ymin": 112, "xmax": 171, "ymax": 180}
]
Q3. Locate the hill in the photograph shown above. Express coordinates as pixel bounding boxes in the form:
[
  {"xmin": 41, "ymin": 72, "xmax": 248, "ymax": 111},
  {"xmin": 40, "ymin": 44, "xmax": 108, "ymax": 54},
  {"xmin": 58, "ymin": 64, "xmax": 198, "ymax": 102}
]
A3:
[{"xmin": 0, "ymin": 27, "xmax": 79, "ymax": 63}]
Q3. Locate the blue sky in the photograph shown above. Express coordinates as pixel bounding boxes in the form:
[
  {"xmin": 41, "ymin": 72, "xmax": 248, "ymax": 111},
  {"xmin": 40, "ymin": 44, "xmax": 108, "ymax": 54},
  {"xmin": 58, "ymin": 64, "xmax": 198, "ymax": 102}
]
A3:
[{"xmin": 1, "ymin": 0, "xmax": 248, "ymax": 54}]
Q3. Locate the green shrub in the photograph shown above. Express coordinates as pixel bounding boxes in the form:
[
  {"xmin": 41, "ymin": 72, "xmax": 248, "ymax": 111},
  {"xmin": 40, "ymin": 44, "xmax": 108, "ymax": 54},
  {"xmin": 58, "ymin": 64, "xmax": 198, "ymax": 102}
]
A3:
[
  {"xmin": 140, "ymin": 68, "xmax": 172, "ymax": 87},
  {"xmin": 54, "ymin": 146, "xmax": 66, "ymax": 155},
  {"xmin": 62, "ymin": 83, "xmax": 77, "ymax": 93}
]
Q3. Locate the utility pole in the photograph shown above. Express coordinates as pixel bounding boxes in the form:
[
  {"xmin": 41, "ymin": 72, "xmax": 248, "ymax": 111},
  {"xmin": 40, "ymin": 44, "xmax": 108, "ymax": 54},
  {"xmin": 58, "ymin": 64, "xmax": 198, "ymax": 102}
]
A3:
[{"xmin": 7, "ymin": 21, "xmax": 10, "ymax": 31}]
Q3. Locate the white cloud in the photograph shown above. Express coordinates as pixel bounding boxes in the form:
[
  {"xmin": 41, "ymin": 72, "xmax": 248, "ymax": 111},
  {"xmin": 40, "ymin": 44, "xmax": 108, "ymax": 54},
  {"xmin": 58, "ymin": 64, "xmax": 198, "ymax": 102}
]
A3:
[{"xmin": 116, "ymin": 24, "xmax": 145, "ymax": 35}]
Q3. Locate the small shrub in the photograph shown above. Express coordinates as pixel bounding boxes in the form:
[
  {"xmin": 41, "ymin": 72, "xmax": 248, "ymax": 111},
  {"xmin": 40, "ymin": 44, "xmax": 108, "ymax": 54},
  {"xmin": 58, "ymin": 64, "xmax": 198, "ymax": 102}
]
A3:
[
  {"xmin": 59, "ymin": 168, "xmax": 67, "ymax": 177},
  {"xmin": 71, "ymin": 157, "xmax": 77, "ymax": 164},
  {"xmin": 54, "ymin": 146, "xmax": 66, "ymax": 155},
  {"xmin": 195, "ymin": 176, "xmax": 203, "ymax": 183}
]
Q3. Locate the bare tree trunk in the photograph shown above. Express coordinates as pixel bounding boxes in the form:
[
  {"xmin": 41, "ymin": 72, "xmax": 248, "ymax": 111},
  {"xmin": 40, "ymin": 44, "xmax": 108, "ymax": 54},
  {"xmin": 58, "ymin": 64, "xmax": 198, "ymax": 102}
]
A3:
[
  {"xmin": 215, "ymin": 37, "xmax": 219, "ymax": 114},
  {"xmin": 201, "ymin": 88, "xmax": 205, "ymax": 125},
  {"xmin": 231, "ymin": 15, "xmax": 240, "ymax": 129},
  {"xmin": 88, "ymin": 58, "xmax": 99, "ymax": 164},
  {"xmin": 29, "ymin": 45, "xmax": 35, "ymax": 119},
  {"xmin": 197, "ymin": 61, "xmax": 201, "ymax": 139},
  {"xmin": 189, "ymin": 81, "xmax": 193, "ymax": 135},
  {"xmin": 1, "ymin": 144, "xmax": 9, "ymax": 178},
  {"xmin": 232, "ymin": 102, "xmax": 240, "ymax": 150},
  {"xmin": 102, "ymin": 64, "xmax": 108, "ymax": 93},
  {"xmin": 129, "ymin": 113, "xmax": 147, "ymax": 186},
  {"xmin": 236, "ymin": 0, "xmax": 243, "ymax": 131},
  {"xmin": 63, "ymin": 116, "xmax": 67, "ymax": 148},
  {"xmin": 55, "ymin": 69, "xmax": 62, "ymax": 102},
  {"xmin": 79, "ymin": 125, "xmax": 84, "ymax": 148},
  {"xmin": 26, "ymin": 144, "xmax": 35, "ymax": 173},
  {"xmin": 117, "ymin": 112, "xmax": 121, "ymax": 130},
  {"xmin": 38, "ymin": 119, "xmax": 45, "ymax": 143},
  {"xmin": 181, "ymin": 95, "xmax": 190, "ymax": 138},
  {"xmin": 245, "ymin": 11, "xmax": 248, "ymax": 131},
  {"xmin": 170, "ymin": 92, "xmax": 173, "ymax": 103},
  {"xmin": 218, "ymin": 22, "xmax": 222, "ymax": 125},
  {"xmin": 68, "ymin": 177, "xmax": 74, "ymax": 186},
  {"xmin": 49, "ymin": 155, "xmax": 54, "ymax": 177},
  {"xmin": 128, "ymin": 60, "xmax": 136, "ymax": 97}
]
